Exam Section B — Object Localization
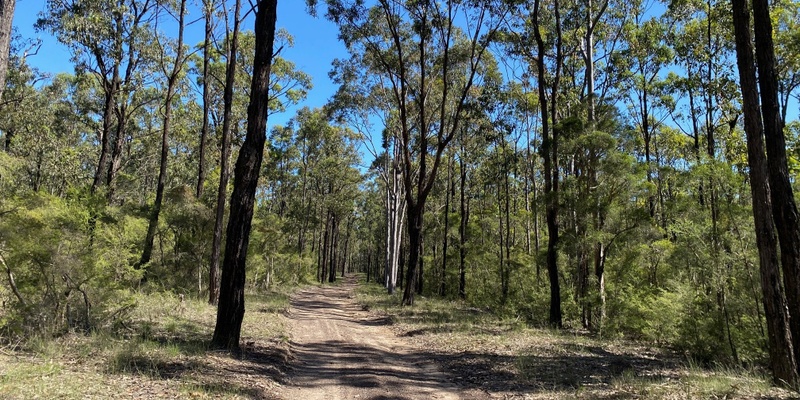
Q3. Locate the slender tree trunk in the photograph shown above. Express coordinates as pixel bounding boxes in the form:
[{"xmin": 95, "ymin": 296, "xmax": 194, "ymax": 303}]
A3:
[
  {"xmin": 92, "ymin": 77, "xmax": 117, "ymax": 194},
  {"xmin": 416, "ymin": 233, "xmax": 424, "ymax": 294},
  {"xmin": 321, "ymin": 212, "xmax": 330, "ymax": 283},
  {"xmin": 534, "ymin": 0, "xmax": 562, "ymax": 328},
  {"xmin": 209, "ymin": 0, "xmax": 241, "ymax": 305},
  {"xmin": 140, "ymin": 0, "xmax": 187, "ymax": 269},
  {"xmin": 753, "ymin": 0, "xmax": 800, "ymax": 370},
  {"xmin": 439, "ymin": 156, "xmax": 452, "ymax": 297},
  {"xmin": 459, "ymin": 149, "xmax": 468, "ymax": 299},
  {"xmin": 402, "ymin": 208, "xmax": 422, "ymax": 304},
  {"xmin": 196, "ymin": 0, "xmax": 213, "ymax": 199},
  {"xmin": 211, "ymin": 0, "xmax": 277, "ymax": 350},
  {"xmin": 328, "ymin": 215, "xmax": 338, "ymax": 283},
  {"xmin": 0, "ymin": 0, "xmax": 14, "ymax": 102}
]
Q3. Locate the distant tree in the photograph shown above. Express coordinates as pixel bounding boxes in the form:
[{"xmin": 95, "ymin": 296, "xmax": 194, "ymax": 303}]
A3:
[{"xmin": 322, "ymin": 0, "xmax": 511, "ymax": 305}]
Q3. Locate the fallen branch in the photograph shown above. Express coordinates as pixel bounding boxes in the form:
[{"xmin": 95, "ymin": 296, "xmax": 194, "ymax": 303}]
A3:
[{"xmin": 0, "ymin": 250, "xmax": 26, "ymax": 308}]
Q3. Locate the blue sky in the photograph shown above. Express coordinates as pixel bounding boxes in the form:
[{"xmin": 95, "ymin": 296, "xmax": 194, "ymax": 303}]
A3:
[{"xmin": 12, "ymin": 0, "xmax": 348, "ymax": 128}]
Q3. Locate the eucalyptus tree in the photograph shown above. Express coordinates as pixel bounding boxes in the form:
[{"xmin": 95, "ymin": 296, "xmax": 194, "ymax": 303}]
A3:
[
  {"xmin": 207, "ymin": 28, "xmax": 309, "ymax": 304},
  {"xmin": 615, "ymin": 5, "xmax": 673, "ymax": 223},
  {"xmin": 209, "ymin": 0, "xmax": 243, "ymax": 305},
  {"xmin": 196, "ymin": 0, "xmax": 218, "ymax": 199},
  {"xmin": 752, "ymin": 0, "xmax": 800, "ymax": 374},
  {"xmin": 530, "ymin": 0, "xmax": 565, "ymax": 327},
  {"xmin": 732, "ymin": 0, "xmax": 797, "ymax": 382},
  {"xmin": 37, "ymin": 0, "xmax": 159, "ymax": 197},
  {"xmin": 211, "ymin": 0, "xmax": 277, "ymax": 350},
  {"xmin": 0, "ymin": 70, "xmax": 94, "ymax": 194},
  {"xmin": 321, "ymin": 0, "xmax": 513, "ymax": 305},
  {"xmin": 139, "ymin": 0, "xmax": 189, "ymax": 269},
  {"xmin": 328, "ymin": 56, "xmax": 407, "ymax": 294},
  {"xmin": 0, "ymin": 0, "xmax": 14, "ymax": 102}
]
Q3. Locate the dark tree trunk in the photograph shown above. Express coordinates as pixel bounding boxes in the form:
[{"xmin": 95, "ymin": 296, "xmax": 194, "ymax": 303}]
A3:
[
  {"xmin": 328, "ymin": 215, "xmax": 338, "ymax": 283},
  {"xmin": 402, "ymin": 209, "xmax": 422, "ymax": 304},
  {"xmin": 534, "ymin": 0, "xmax": 562, "ymax": 328},
  {"xmin": 753, "ymin": 0, "xmax": 800, "ymax": 370},
  {"xmin": 732, "ymin": 0, "xmax": 798, "ymax": 382},
  {"xmin": 209, "ymin": 0, "xmax": 241, "ymax": 305},
  {"xmin": 211, "ymin": 0, "xmax": 277, "ymax": 351},
  {"xmin": 140, "ymin": 0, "xmax": 187, "ymax": 269},
  {"xmin": 440, "ymin": 157, "xmax": 452, "ymax": 297},
  {"xmin": 91, "ymin": 74, "xmax": 118, "ymax": 194}
]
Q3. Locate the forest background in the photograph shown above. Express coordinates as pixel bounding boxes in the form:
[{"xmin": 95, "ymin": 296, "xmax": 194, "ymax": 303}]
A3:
[{"xmin": 1, "ymin": 0, "xmax": 800, "ymax": 390}]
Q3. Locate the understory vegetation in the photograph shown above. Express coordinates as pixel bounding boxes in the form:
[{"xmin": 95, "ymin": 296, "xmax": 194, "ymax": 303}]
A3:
[
  {"xmin": 0, "ymin": 290, "xmax": 292, "ymax": 399},
  {"xmin": 0, "ymin": 0, "xmax": 800, "ymax": 393},
  {"xmin": 356, "ymin": 278, "xmax": 797, "ymax": 399}
]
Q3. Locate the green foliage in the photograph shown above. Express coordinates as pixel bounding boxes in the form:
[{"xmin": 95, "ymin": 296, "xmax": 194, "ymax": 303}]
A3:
[{"xmin": 0, "ymin": 192, "xmax": 140, "ymax": 337}]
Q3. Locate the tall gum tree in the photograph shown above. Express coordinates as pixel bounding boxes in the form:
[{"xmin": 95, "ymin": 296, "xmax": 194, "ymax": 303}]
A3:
[
  {"xmin": 139, "ymin": 0, "xmax": 189, "ymax": 269},
  {"xmin": 731, "ymin": 0, "xmax": 798, "ymax": 385},
  {"xmin": 211, "ymin": 0, "xmax": 277, "ymax": 350},
  {"xmin": 0, "ymin": 0, "xmax": 14, "ymax": 102},
  {"xmin": 752, "ymin": 0, "xmax": 800, "ymax": 372},
  {"xmin": 321, "ymin": 0, "xmax": 512, "ymax": 305},
  {"xmin": 37, "ymin": 0, "xmax": 158, "ymax": 197}
]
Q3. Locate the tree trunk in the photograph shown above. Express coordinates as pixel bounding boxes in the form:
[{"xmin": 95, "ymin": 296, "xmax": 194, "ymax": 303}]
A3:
[
  {"xmin": 211, "ymin": 0, "xmax": 277, "ymax": 351},
  {"xmin": 139, "ymin": 0, "xmax": 187, "ymax": 269},
  {"xmin": 439, "ymin": 156, "xmax": 452, "ymax": 297},
  {"xmin": 402, "ymin": 208, "xmax": 422, "ymax": 305},
  {"xmin": 753, "ymin": 0, "xmax": 800, "ymax": 370},
  {"xmin": 459, "ymin": 147, "xmax": 468, "ymax": 299},
  {"xmin": 106, "ymin": 105, "xmax": 128, "ymax": 201},
  {"xmin": 329, "ymin": 215, "xmax": 338, "ymax": 283},
  {"xmin": 91, "ymin": 72, "xmax": 118, "ymax": 194},
  {"xmin": 0, "ymin": 0, "xmax": 14, "ymax": 102},
  {"xmin": 733, "ymin": 0, "xmax": 798, "ymax": 383},
  {"xmin": 209, "ymin": 0, "xmax": 241, "ymax": 305},
  {"xmin": 534, "ymin": 0, "xmax": 562, "ymax": 328},
  {"xmin": 196, "ymin": 0, "xmax": 213, "ymax": 199}
]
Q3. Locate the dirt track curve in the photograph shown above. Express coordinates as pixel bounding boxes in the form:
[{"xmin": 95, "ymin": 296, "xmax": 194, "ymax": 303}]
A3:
[{"xmin": 278, "ymin": 275, "xmax": 470, "ymax": 400}]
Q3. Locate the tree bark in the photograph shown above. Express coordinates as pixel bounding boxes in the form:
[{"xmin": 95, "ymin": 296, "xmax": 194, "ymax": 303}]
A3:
[
  {"xmin": 753, "ymin": 0, "xmax": 800, "ymax": 370},
  {"xmin": 732, "ymin": 0, "xmax": 798, "ymax": 377},
  {"xmin": 0, "ymin": 0, "xmax": 14, "ymax": 102},
  {"xmin": 439, "ymin": 156, "xmax": 452, "ymax": 297},
  {"xmin": 209, "ymin": 0, "xmax": 241, "ymax": 305},
  {"xmin": 533, "ymin": 0, "xmax": 563, "ymax": 328},
  {"xmin": 211, "ymin": 0, "xmax": 277, "ymax": 351},
  {"xmin": 91, "ymin": 71, "xmax": 118, "ymax": 194}
]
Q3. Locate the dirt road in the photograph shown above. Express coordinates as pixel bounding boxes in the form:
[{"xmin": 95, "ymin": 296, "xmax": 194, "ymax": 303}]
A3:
[{"xmin": 279, "ymin": 276, "xmax": 467, "ymax": 400}]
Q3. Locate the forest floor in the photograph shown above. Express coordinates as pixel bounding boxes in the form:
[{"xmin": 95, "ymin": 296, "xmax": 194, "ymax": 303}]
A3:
[
  {"xmin": 281, "ymin": 275, "xmax": 798, "ymax": 400},
  {"xmin": 0, "ymin": 275, "xmax": 798, "ymax": 399}
]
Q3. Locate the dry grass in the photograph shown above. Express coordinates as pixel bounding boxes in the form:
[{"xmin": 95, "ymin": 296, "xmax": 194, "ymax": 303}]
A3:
[
  {"xmin": 0, "ymin": 288, "xmax": 296, "ymax": 399},
  {"xmin": 355, "ymin": 279, "xmax": 799, "ymax": 399}
]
